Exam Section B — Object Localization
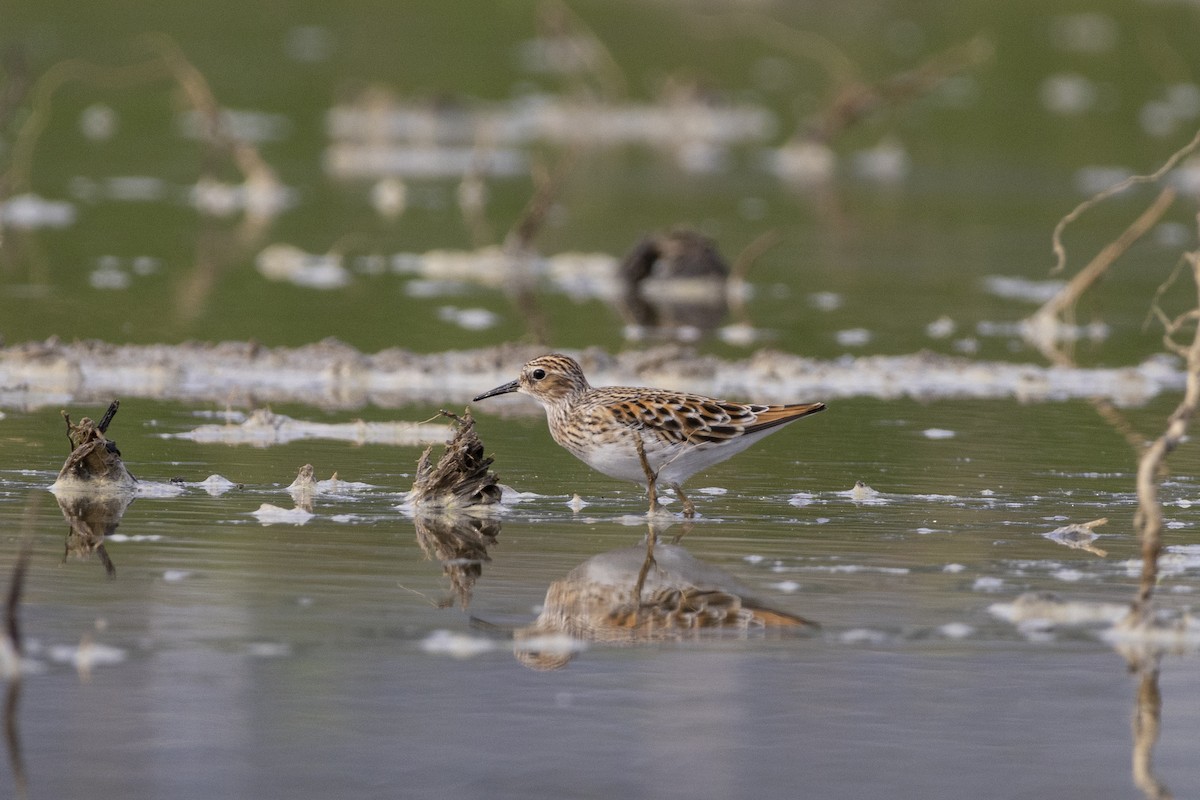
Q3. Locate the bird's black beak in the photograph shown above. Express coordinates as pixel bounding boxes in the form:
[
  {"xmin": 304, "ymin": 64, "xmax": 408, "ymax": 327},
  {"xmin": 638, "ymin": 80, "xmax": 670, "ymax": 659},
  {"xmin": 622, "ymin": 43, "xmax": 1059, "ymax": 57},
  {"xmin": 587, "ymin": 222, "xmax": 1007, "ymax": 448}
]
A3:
[{"xmin": 473, "ymin": 379, "xmax": 520, "ymax": 402}]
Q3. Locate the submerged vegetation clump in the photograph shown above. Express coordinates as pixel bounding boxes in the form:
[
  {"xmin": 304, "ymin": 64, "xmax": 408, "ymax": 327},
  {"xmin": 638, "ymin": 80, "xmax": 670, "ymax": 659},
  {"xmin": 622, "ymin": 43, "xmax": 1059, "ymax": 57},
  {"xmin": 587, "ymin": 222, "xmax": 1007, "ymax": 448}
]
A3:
[
  {"xmin": 54, "ymin": 401, "xmax": 136, "ymax": 491},
  {"xmin": 409, "ymin": 410, "xmax": 501, "ymax": 510}
]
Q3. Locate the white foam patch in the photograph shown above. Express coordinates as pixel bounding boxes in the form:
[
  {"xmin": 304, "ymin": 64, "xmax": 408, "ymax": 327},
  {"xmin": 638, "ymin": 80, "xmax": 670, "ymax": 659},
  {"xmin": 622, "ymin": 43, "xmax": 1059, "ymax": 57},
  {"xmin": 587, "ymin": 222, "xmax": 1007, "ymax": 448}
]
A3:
[
  {"xmin": 246, "ymin": 642, "xmax": 292, "ymax": 658},
  {"xmin": 772, "ymin": 580, "xmax": 801, "ymax": 593},
  {"xmin": 988, "ymin": 593, "xmax": 1128, "ymax": 627},
  {"xmin": 512, "ymin": 634, "xmax": 587, "ymax": 658},
  {"xmin": 972, "ymin": 576, "xmax": 1005, "ymax": 592},
  {"xmin": 135, "ymin": 481, "xmax": 186, "ymax": 498},
  {"xmin": 47, "ymin": 642, "xmax": 126, "ymax": 668},
  {"xmin": 196, "ymin": 474, "xmax": 238, "ymax": 495},
  {"xmin": 107, "ymin": 534, "xmax": 162, "ymax": 543},
  {"xmin": 982, "ymin": 275, "xmax": 1066, "ymax": 303},
  {"xmin": 1101, "ymin": 614, "xmax": 1200, "ymax": 651},
  {"xmin": 922, "ymin": 428, "xmax": 956, "ymax": 440},
  {"xmin": 308, "ymin": 477, "xmax": 375, "ymax": 495},
  {"xmin": 420, "ymin": 630, "xmax": 496, "ymax": 658},
  {"xmin": 168, "ymin": 409, "xmax": 447, "ymax": 447},
  {"xmin": 839, "ymin": 628, "xmax": 890, "ymax": 645},
  {"xmin": 802, "ymin": 565, "xmax": 910, "ymax": 575},
  {"xmin": 1051, "ymin": 569, "xmax": 1085, "ymax": 582},
  {"xmin": 808, "ymin": 291, "xmax": 843, "ymax": 311},
  {"xmin": 938, "ymin": 622, "xmax": 974, "ymax": 639},
  {"xmin": 835, "ymin": 328, "xmax": 872, "ymax": 347},
  {"xmin": 0, "ymin": 194, "xmax": 76, "ymax": 229},
  {"xmin": 499, "ymin": 486, "xmax": 544, "ymax": 504},
  {"xmin": 437, "ymin": 305, "xmax": 499, "ymax": 331},
  {"xmin": 1122, "ymin": 546, "xmax": 1200, "ymax": 578},
  {"xmin": 926, "ymin": 316, "xmax": 956, "ymax": 339},
  {"xmin": 840, "ymin": 481, "xmax": 886, "ymax": 504},
  {"xmin": 251, "ymin": 504, "xmax": 314, "ymax": 525}
]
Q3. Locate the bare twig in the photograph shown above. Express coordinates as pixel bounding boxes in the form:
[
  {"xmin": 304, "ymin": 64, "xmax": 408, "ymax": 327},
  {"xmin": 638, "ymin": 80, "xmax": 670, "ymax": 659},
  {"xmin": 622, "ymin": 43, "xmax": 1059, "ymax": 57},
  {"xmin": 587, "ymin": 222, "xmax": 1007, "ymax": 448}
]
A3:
[
  {"xmin": 728, "ymin": 229, "xmax": 782, "ymax": 327},
  {"xmin": 807, "ymin": 35, "xmax": 993, "ymax": 144},
  {"xmin": 1132, "ymin": 225, "xmax": 1200, "ymax": 621},
  {"xmin": 1022, "ymin": 188, "xmax": 1172, "ymax": 455},
  {"xmin": 97, "ymin": 400, "xmax": 120, "ymax": 434},
  {"xmin": 1032, "ymin": 138, "xmax": 1200, "ymax": 623},
  {"xmin": 504, "ymin": 151, "xmax": 576, "ymax": 255},
  {"xmin": 1, "ymin": 33, "xmax": 279, "ymax": 238},
  {"xmin": 534, "ymin": 0, "xmax": 628, "ymax": 99},
  {"xmin": 688, "ymin": 12, "xmax": 860, "ymax": 88},
  {"xmin": 1052, "ymin": 128, "xmax": 1200, "ymax": 273},
  {"xmin": 499, "ymin": 150, "xmax": 578, "ymax": 346},
  {"xmin": 1027, "ymin": 187, "xmax": 1176, "ymax": 365}
]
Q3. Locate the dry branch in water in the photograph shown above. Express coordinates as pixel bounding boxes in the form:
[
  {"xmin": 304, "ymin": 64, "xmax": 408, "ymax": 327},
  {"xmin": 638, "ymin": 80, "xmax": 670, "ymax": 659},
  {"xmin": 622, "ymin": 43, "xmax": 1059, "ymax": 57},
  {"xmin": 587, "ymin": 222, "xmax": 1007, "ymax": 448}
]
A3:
[
  {"xmin": 410, "ymin": 410, "xmax": 502, "ymax": 509},
  {"xmin": 1132, "ymin": 225, "xmax": 1200, "ymax": 621},
  {"xmin": 0, "ymin": 33, "xmax": 281, "ymax": 246},
  {"xmin": 1051, "ymin": 128, "xmax": 1200, "ymax": 274},
  {"xmin": 1035, "ymin": 128, "xmax": 1200, "ymax": 625},
  {"xmin": 55, "ymin": 401, "xmax": 137, "ymax": 489},
  {"xmin": 1026, "ymin": 188, "xmax": 1176, "ymax": 366},
  {"xmin": 690, "ymin": 14, "xmax": 990, "ymax": 145}
]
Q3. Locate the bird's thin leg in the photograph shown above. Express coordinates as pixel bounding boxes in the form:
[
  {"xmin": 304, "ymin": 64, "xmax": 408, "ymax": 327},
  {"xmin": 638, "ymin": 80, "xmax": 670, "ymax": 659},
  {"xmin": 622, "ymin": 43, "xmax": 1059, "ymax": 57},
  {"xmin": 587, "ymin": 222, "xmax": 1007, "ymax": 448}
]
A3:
[
  {"xmin": 634, "ymin": 533, "xmax": 656, "ymax": 606},
  {"xmin": 670, "ymin": 520, "xmax": 695, "ymax": 545},
  {"xmin": 634, "ymin": 436, "xmax": 659, "ymax": 517},
  {"xmin": 670, "ymin": 483, "xmax": 695, "ymax": 519}
]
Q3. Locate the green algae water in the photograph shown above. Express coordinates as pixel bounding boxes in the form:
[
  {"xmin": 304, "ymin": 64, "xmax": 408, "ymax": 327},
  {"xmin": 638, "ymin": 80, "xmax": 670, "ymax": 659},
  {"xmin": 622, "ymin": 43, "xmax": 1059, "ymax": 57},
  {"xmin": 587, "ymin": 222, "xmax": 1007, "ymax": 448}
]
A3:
[{"xmin": 3, "ymin": 2, "xmax": 1200, "ymax": 797}]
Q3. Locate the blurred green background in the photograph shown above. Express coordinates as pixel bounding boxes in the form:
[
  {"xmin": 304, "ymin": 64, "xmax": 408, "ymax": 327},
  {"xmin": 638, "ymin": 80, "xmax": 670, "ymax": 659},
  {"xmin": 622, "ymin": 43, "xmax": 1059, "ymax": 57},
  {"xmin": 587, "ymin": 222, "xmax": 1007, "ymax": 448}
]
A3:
[{"xmin": 4, "ymin": 0, "xmax": 1200, "ymax": 364}]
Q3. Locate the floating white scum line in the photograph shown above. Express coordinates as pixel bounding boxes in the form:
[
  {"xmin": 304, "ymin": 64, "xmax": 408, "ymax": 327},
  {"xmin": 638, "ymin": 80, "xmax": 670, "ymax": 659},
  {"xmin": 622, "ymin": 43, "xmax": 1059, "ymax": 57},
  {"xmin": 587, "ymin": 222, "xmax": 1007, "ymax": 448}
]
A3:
[{"xmin": 0, "ymin": 341, "xmax": 1187, "ymax": 410}]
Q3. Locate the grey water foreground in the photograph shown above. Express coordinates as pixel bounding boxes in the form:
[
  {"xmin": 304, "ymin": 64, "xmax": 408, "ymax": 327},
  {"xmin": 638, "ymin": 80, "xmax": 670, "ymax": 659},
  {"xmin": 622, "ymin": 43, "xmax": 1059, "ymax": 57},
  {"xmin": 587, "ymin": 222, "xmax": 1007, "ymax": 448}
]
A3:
[{"xmin": 0, "ymin": 339, "xmax": 1184, "ymax": 410}]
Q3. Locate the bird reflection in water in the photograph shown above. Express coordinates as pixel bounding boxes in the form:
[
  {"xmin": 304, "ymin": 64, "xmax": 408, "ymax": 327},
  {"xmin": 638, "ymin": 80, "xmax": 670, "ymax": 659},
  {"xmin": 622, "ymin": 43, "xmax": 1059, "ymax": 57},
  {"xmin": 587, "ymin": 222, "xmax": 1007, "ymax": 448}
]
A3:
[
  {"xmin": 52, "ymin": 490, "xmax": 131, "ymax": 579},
  {"xmin": 513, "ymin": 533, "xmax": 817, "ymax": 670}
]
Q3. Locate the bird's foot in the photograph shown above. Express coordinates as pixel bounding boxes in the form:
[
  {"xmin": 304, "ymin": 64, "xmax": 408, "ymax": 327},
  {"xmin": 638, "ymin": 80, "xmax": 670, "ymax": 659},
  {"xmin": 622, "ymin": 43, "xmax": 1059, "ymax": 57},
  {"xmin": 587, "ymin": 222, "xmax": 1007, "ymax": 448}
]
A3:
[{"xmin": 669, "ymin": 483, "xmax": 696, "ymax": 519}]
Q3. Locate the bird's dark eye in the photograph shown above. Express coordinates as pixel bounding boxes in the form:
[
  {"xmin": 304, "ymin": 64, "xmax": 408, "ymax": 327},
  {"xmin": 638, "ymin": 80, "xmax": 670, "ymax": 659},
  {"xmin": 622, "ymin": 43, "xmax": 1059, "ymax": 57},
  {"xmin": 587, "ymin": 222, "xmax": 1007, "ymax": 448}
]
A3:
[{"xmin": 531, "ymin": 368, "xmax": 547, "ymax": 380}]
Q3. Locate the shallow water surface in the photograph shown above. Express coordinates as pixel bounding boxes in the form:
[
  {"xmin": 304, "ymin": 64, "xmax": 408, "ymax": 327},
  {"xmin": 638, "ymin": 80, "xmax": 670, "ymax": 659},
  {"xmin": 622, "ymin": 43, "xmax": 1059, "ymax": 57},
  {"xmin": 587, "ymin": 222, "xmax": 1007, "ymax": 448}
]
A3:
[
  {"xmin": 0, "ymin": 397, "xmax": 1197, "ymax": 798},
  {"xmin": 6, "ymin": 1, "xmax": 1200, "ymax": 796}
]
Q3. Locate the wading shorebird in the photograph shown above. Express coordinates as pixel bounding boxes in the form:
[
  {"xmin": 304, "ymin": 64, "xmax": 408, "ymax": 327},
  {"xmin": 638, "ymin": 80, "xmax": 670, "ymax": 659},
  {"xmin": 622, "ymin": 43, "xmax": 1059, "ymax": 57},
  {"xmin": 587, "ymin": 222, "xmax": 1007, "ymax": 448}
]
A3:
[{"xmin": 472, "ymin": 354, "xmax": 825, "ymax": 517}]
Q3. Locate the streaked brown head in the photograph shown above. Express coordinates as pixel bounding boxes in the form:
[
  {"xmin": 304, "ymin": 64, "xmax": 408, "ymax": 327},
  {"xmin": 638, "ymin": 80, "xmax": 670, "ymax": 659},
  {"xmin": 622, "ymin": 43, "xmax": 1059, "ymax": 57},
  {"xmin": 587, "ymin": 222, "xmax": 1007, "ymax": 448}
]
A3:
[{"xmin": 473, "ymin": 354, "xmax": 591, "ymax": 407}]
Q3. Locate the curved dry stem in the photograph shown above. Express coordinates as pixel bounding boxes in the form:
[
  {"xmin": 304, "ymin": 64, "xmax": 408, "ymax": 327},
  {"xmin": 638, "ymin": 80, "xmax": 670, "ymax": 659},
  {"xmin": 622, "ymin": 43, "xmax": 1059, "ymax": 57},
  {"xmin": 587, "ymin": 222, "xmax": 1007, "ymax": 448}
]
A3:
[
  {"xmin": 688, "ymin": 12, "xmax": 860, "ymax": 88},
  {"xmin": 2, "ymin": 32, "xmax": 278, "ymax": 219},
  {"xmin": 5, "ymin": 57, "xmax": 172, "ymax": 195},
  {"xmin": 1133, "ymin": 230, "xmax": 1200, "ymax": 621},
  {"xmin": 1027, "ymin": 187, "xmax": 1176, "ymax": 365},
  {"xmin": 1052, "ymin": 128, "xmax": 1200, "ymax": 273},
  {"xmin": 535, "ymin": 0, "xmax": 628, "ymax": 100}
]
